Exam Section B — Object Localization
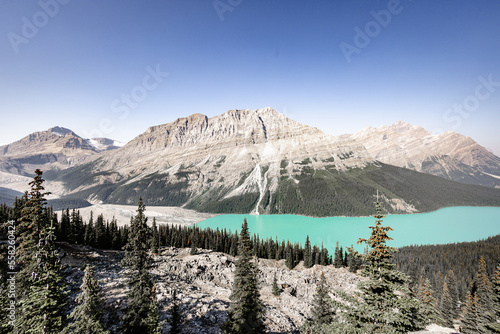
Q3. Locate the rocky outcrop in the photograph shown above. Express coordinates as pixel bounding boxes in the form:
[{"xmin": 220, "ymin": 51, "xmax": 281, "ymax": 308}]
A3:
[
  {"xmin": 348, "ymin": 121, "xmax": 500, "ymax": 188},
  {"xmin": 63, "ymin": 246, "xmax": 362, "ymax": 333}
]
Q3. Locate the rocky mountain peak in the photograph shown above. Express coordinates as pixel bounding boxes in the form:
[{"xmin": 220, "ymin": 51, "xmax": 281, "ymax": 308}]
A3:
[
  {"xmin": 49, "ymin": 126, "xmax": 77, "ymax": 137},
  {"xmin": 349, "ymin": 121, "xmax": 500, "ymax": 188}
]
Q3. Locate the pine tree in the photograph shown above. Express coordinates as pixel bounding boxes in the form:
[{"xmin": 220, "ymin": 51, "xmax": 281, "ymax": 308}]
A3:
[
  {"xmin": 16, "ymin": 169, "xmax": 51, "ymax": 296},
  {"xmin": 462, "ymin": 292, "xmax": 480, "ymax": 334},
  {"xmin": 0, "ymin": 274, "xmax": 12, "ymax": 333},
  {"xmin": 63, "ymin": 265, "xmax": 109, "ymax": 334},
  {"xmin": 333, "ymin": 241, "xmax": 343, "ymax": 268},
  {"xmin": 474, "ymin": 256, "xmax": 495, "ymax": 333},
  {"xmin": 95, "ymin": 214, "xmax": 106, "ymax": 249},
  {"xmin": 416, "ymin": 276, "xmax": 439, "ymax": 324},
  {"xmin": 486, "ymin": 263, "xmax": 500, "ymax": 332},
  {"xmin": 285, "ymin": 241, "xmax": 294, "ymax": 269},
  {"xmin": 311, "ymin": 272, "xmax": 333, "ymax": 325},
  {"xmin": 303, "ymin": 235, "xmax": 313, "ymax": 268},
  {"xmin": 330, "ymin": 196, "xmax": 427, "ymax": 333},
  {"xmin": 169, "ymin": 290, "xmax": 182, "ymax": 334},
  {"xmin": 272, "ymin": 272, "xmax": 281, "ymax": 297},
  {"xmin": 440, "ymin": 282, "xmax": 454, "ymax": 328},
  {"xmin": 151, "ymin": 217, "xmax": 159, "ymax": 254},
  {"xmin": 445, "ymin": 270, "xmax": 459, "ymax": 318},
  {"xmin": 222, "ymin": 218, "xmax": 265, "ymax": 334},
  {"xmin": 14, "ymin": 170, "xmax": 67, "ymax": 334},
  {"xmin": 121, "ymin": 198, "xmax": 161, "ymax": 334},
  {"xmin": 17, "ymin": 211, "xmax": 67, "ymax": 333}
]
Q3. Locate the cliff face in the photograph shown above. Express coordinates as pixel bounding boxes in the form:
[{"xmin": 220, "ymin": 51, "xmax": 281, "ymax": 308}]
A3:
[
  {"xmin": 348, "ymin": 121, "xmax": 500, "ymax": 188},
  {"xmin": 63, "ymin": 107, "xmax": 375, "ymax": 214}
]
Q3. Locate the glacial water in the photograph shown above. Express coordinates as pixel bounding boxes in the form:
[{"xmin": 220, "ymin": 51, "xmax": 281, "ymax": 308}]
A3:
[{"xmin": 195, "ymin": 206, "xmax": 500, "ymax": 253}]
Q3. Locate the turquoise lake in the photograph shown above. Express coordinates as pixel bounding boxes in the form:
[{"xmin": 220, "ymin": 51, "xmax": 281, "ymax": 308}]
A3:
[{"xmin": 195, "ymin": 207, "xmax": 500, "ymax": 253}]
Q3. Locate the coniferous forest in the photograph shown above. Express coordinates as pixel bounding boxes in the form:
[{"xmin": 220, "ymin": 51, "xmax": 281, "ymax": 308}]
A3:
[{"xmin": 0, "ymin": 171, "xmax": 499, "ymax": 333}]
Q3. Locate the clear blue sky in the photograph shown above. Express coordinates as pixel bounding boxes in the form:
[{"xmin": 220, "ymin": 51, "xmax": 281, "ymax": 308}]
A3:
[{"xmin": 1, "ymin": 0, "xmax": 499, "ymax": 155}]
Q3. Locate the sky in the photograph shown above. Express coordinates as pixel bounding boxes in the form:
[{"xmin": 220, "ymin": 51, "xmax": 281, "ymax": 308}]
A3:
[{"xmin": 1, "ymin": 0, "xmax": 500, "ymax": 155}]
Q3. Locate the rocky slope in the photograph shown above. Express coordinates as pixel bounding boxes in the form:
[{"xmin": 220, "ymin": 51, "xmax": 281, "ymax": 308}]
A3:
[
  {"xmin": 0, "ymin": 126, "xmax": 122, "ymax": 176},
  {"xmin": 62, "ymin": 245, "xmax": 456, "ymax": 334},
  {"xmin": 63, "ymin": 245, "xmax": 362, "ymax": 333},
  {"xmin": 348, "ymin": 121, "xmax": 500, "ymax": 188}
]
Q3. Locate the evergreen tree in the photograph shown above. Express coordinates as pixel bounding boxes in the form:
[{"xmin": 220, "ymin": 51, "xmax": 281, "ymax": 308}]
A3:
[
  {"xmin": 169, "ymin": 290, "xmax": 182, "ymax": 334},
  {"xmin": 333, "ymin": 241, "xmax": 343, "ymax": 268},
  {"xmin": 272, "ymin": 272, "xmax": 281, "ymax": 297},
  {"xmin": 17, "ymin": 208, "xmax": 67, "ymax": 333},
  {"xmin": 95, "ymin": 214, "xmax": 106, "ymax": 249},
  {"xmin": 84, "ymin": 211, "xmax": 95, "ymax": 247},
  {"xmin": 303, "ymin": 235, "xmax": 313, "ymax": 268},
  {"xmin": 439, "ymin": 282, "xmax": 454, "ymax": 328},
  {"xmin": 416, "ymin": 276, "xmax": 439, "ymax": 325},
  {"xmin": 121, "ymin": 198, "xmax": 161, "ymax": 334},
  {"xmin": 462, "ymin": 292, "xmax": 480, "ymax": 334},
  {"xmin": 151, "ymin": 217, "xmax": 159, "ymax": 254},
  {"xmin": 285, "ymin": 241, "xmax": 294, "ymax": 269},
  {"xmin": 63, "ymin": 265, "xmax": 109, "ymax": 334},
  {"xmin": 330, "ymin": 196, "xmax": 427, "ymax": 333},
  {"xmin": 310, "ymin": 272, "xmax": 333, "ymax": 325},
  {"xmin": 0, "ymin": 274, "xmax": 11, "ymax": 334},
  {"xmin": 486, "ymin": 263, "xmax": 500, "ymax": 332},
  {"xmin": 16, "ymin": 169, "xmax": 51, "ymax": 296},
  {"xmin": 444, "ymin": 269, "xmax": 459, "ymax": 320},
  {"xmin": 14, "ymin": 170, "xmax": 67, "ymax": 334},
  {"xmin": 222, "ymin": 218, "xmax": 265, "ymax": 334},
  {"xmin": 346, "ymin": 245, "xmax": 362, "ymax": 273},
  {"xmin": 474, "ymin": 256, "xmax": 495, "ymax": 333}
]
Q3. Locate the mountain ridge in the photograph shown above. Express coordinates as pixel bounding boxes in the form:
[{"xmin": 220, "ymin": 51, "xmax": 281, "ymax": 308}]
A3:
[
  {"xmin": 347, "ymin": 121, "xmax": 500, "ymax": 188},
  {"xmin": 45, "ymin": 108, "xmax": 500, "ymax": 216}
]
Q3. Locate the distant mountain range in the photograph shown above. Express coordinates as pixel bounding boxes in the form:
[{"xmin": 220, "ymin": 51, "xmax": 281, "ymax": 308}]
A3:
[
  {"xmin": 1, "ymin": 108, "xmax": 499, "ymax": 216},
  {"xmin": 345, "ymin": 121, "xmax": 500, "ymax": 188},
  {"xmin": 0, "ymin": 126, "xmax": 124, "ymax": 176}
]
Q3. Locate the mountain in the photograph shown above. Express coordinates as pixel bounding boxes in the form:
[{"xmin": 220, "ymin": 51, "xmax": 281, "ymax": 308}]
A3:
[
  {"xmin": 347, "ymin": 121, "xmax": 500, "ymax": 188},
  {"xmin": 0, "ymin": 127, "xmax": 122, "ymax": 176},
  {"xmin": 51, "ymin": 108, "xmax": 500, "ymax": 216}
]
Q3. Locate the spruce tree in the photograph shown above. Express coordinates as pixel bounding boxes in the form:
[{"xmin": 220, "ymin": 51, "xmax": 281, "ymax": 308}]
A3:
[
  {"xmin": 169, "ymin": 290, "xmax": 182, "ymax": 334},
  {"xmin": 462, "ymin": 292, "xmax": 480, "ymax": 334},
  {"xmin": 285, "ymin": 241, "xmax": 294, "ymax": 269},
  {"xmin": 272, "ymin": 272, "xmax": 281, "ymax": 297},
  {"xmin": 486, "ymin": 263, "xmax": 500, "ymax": 332},
  {"xmin": 222, "ymin": 218, "xmax": 265, "ymax": 334},
  {"xmin": 310, "ymin": 272, "xmax": 333, "ymax": 325},
  {"xmin": 63, "ymin": 265, "xmax": 109, "ymax": 334},
  {"xmin": 439, "ymin": 282, "xmax": 454, "ymax": 328},
  {"xmin": 473, "ymin": 256, "xmax": 495, "ymax": 333},
  {"xmin": 15, "ymin": 170, "xmax": 67, "ymax": 334},
  {"xmin": 330, "ymin": 196, "xmax": 427, "ymax": 333},
  {"xmin": 303, "ymin": 235, "xmax": 313, "ymax": 268},
  {"xmin": 121, "ymin": 198, "xmax": 161, "ymax": 334},
  {"xmin": 151, "ymin": 217, "xmax": 159, "ymax": 254},
  {"xmin": 16, "ymin": 169, "xmax": 51, "ymax": 296},
  {"xmin": 445, "ymin": 269, "xmax": 459, "ymax": 320},
  {"xmin": 0, "ymin": 274, "xmax": 11, "ymax": 333},
  {"xmin": 416, "ymin": 276, "xmax": 439, "ymax": 325}
]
